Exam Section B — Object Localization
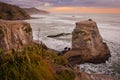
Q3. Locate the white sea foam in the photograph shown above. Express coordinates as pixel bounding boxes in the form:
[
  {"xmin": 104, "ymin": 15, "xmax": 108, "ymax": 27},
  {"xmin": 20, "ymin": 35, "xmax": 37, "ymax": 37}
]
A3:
[{"xmin": 25, "ymin": 13, "xmax": 120, "ymax": 77}]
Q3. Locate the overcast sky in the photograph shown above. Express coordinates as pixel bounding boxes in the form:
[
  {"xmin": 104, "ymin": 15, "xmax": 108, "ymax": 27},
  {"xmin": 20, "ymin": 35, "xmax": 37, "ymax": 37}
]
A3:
[
  {"xmin": 1, "ymin": 0, "xmax": 120, "ymax": 13},
  {"xmin": 0, "ymin": 0, "xmax": 120, "ymax": 8}
]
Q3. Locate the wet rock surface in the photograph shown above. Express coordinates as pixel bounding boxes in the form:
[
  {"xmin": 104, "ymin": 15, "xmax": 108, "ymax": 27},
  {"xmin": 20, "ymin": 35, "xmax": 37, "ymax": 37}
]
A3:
[
  {"xmin": 74, "ymin": 65, "xmax": 118, "ymax": 80},
  {"xmin": 47, "ymin": 33, "xmax": 71, "ymax": 38}
]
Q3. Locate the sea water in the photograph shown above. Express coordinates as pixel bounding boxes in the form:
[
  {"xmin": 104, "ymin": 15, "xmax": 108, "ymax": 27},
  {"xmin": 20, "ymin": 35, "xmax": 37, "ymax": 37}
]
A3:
[{"xmin": 25, "ymin": 13, "xmax": 120, "ymax": 77}]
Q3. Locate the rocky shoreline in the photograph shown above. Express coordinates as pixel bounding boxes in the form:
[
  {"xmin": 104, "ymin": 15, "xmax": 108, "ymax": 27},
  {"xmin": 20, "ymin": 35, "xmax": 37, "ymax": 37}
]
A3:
[{"xmin": 0, "ymin": 18, "xmax": 119, "ymax": 80}]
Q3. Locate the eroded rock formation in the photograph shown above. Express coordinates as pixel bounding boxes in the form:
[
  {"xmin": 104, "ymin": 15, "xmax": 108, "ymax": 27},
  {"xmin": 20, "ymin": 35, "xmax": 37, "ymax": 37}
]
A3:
[
  {"xmin": 64, "ymin": 19, "xmax": 111, "ymax": 65},
  {"xmin": 0, "ymin": 20, "xmax": 33, "ymax": 52}
]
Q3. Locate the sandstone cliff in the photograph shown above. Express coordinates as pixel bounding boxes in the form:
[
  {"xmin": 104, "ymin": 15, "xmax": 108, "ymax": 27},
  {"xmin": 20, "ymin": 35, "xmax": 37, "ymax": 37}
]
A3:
[
  {"xmin": 0, "ymin": 2, "xmax": 31, "ymax": 20},
  {"xmin": 64, "ymin": 19, "xmax": 111, "ymax": 64},
  {"xmin": 0, "ymin": 19, "xmax": 33, "ymax": 52},
  {"xmin": 23, "ymin": 7, "xmax": 50, "ymax": 15},
  {"xmin": 0, "ymin": 19, "xmax": 75, "ymax": 80}
]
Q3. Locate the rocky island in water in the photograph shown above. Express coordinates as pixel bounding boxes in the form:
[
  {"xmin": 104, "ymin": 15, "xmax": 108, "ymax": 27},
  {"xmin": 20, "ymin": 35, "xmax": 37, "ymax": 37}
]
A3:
[{"xmin": 0, "ymin": 1, "xmax": 120, "ymax": 80}]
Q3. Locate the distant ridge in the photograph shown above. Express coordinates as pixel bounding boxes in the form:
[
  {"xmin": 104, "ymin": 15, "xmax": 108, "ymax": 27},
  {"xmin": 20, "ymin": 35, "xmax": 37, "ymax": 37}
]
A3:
[
  {"xmin": 0, "ymin": 2, "xmax": 31, "ymax": 20},
  {"xmin": 23, "ymin": 7, "xmax": 50, "ymax": 15}
]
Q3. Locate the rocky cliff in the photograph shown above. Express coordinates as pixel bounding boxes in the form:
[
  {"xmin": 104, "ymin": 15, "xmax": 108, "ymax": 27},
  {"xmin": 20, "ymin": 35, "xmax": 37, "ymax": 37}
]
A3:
[
  {"xmin": 23, "ymin": 7, "xmax": 50, "ymax": 15},
  {"xmin": 0, "ymin": 2, "xmax": 31, "ymax": 20},
  {"xmin": 0, "ymin": 19, "xmax": 33, "ymax": 52},
  {"xmin": 0, "ymin": 19, "xmax": 75, "ymax": 80},
  {"xmin": 64, "ymin": 19, "xmax": 111, "ymax": 64}
]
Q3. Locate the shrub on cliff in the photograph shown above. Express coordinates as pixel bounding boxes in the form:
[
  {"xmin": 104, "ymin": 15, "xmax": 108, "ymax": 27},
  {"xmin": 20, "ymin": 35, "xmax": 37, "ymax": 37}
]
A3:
[
  {"xmin": 0, "ymin": 43, "xmax": 75, "ymax": 80},
  {"xmin": 55, "ymin": 70, "xmax": 75, "ymax": 80},
  {"xmin": 0, "ymin": 44, "xmax": 54, "ymax": 80}
]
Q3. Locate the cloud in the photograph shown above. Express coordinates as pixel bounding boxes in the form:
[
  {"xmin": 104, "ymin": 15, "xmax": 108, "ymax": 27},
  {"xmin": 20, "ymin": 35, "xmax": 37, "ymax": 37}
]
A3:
[
  {"xmin": 0, "ymin": 0, "xmax": 120, "ymax": 8},
  {"xmin": 48, "ymin": 7, "xmax": 120, "ymax": 13},
  {"xmin": 0, "ymin": 0, "xmax": 44, "ymax": 7},
  {"xmin": 51, "ymin": 0, "xmax": 120, "ymax": 8}
]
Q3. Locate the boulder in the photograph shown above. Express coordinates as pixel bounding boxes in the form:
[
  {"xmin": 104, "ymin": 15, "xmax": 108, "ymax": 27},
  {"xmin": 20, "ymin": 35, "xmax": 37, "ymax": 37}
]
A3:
[
  {"xmin": 0, "ymin": 20, "xmax": 33, "ymax": 52},
  {"xmin": 64, "ymin": 19, "xmax": 111, "ymax": 65}
]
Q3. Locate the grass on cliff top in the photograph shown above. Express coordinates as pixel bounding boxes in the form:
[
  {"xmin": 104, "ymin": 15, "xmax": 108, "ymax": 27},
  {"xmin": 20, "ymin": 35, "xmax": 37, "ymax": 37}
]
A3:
[{"xmin": 0, "ymin": 43, "xmax": 75, "ymax": 80}]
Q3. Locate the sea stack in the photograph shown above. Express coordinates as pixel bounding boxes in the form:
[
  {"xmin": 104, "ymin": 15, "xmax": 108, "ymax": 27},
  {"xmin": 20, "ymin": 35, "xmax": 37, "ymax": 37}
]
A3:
[
  {"xmin": 0, "ymin": 20, "xmax": 33, "ymax": 52},
  {"xmin": 64, "ymin": 19, "xmax": 111, "ymax": 65}
]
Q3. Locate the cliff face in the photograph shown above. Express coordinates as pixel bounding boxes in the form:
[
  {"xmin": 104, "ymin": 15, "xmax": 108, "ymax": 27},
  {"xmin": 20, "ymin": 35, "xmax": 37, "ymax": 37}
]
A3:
[
  {"xmin": 64, "ymin": 19, "xmax": 111, "ymax": 64},
  {"xmin": 23, "ymin": 7, "xmax": 50, "ymax": 15},
  {"xmin": 0, "ymin": 19, "xmax": 75, "ymax": 80},
  {"xmin": 0, "ymin": 2, "xmax": 31, "ymax": 20},
  {"xmin": 0, "ymin": 20, "xmax": 33, "ymax": 52}
]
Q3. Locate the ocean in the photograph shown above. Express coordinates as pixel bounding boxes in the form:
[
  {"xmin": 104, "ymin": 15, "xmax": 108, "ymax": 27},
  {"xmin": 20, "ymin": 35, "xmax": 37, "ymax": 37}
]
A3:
[{"xmin": 25, "ymin": 13, "xmax": 120, "ymax": 77}]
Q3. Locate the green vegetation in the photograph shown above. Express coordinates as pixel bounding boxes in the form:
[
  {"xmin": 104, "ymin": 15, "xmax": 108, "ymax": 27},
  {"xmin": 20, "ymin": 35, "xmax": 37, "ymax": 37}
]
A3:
[
  {"xmin": 73, "ymin": 34, "xmax": 79, "ymax": 40},
  {"xmin": 55, "ymin": 70, "xmax": 75, "ymax": 80},
  {"xmin": 0, "ymin": 13, "xmax": 7, "ymax": 19},
  {"xmin": 74, "ymin": 29, "xmax": 87, "ymax": 40},
  {"xmin": 111, "ymin": 61, "xmax": 120, "ymax": 79},
  {"xmin": 0, "ymin": 27, "xmax": 4, "ymax": 37},
  {"xmin": 75, "ymin": 29, "xmax": 86, "ymax": 35},
  {"xmin": 0, "ymin": 48, "xmax": 3, "ymax": 54},
  {"xmin": 0, "ymin": 43, "xmax": 75, "ymax": 80},
  {"xmin": 24, "ymin": 26, "xmax": 32, "ymax": 33},
  {"xmin": 0, "ymin": 2, "xmax": 30, "ymax": 20},
  {"xmin": 0, "ymin": 28, "xmax": 3, "ymax": 35}
]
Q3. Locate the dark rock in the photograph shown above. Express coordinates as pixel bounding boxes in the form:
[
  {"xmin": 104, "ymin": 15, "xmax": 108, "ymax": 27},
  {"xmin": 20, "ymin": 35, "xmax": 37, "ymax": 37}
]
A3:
[
  {"xmin": 88, "ymin": 18, "xmax": 92, "ymax": 21},
  {"xmin": 58, "ymin": 47, "xmax": 71, "ymax": 56},
  {"xmin": 47, "ymin": 33, "xmax": 71, "ymax": 38}
]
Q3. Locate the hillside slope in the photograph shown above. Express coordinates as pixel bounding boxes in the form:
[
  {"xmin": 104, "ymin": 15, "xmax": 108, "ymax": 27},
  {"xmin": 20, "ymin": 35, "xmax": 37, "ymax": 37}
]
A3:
[
  {"xmin": 0, "ymin": 2, "xmax": 31, "ymax": 20},
  {"xmin": 23, "ymin": 7, "xmax": 50, "ymax": 15}
]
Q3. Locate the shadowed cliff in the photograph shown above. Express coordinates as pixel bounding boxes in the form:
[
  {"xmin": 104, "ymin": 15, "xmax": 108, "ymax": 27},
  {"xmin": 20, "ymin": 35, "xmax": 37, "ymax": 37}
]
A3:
[
  {"xmin": 23, "ymin": 7, "xmax": 50, "ymax": 15},
  {"xmin": 0, "ymin": 2, "xmax": 31, "ymax": 20}
]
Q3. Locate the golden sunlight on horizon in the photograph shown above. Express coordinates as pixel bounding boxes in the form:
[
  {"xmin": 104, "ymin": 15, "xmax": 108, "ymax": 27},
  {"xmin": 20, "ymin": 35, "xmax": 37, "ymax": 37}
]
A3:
[{"xmin": 48, "ymin": 7, "xmax": 120, "ymax": 14}]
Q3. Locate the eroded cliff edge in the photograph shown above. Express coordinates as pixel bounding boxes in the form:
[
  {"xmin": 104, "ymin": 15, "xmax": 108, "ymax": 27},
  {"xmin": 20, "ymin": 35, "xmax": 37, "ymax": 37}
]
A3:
[
  {"xmin": 0, "ymin": 19, "xmax": 117, "ymax": 80},
  {"xmin": 0, "ymin": 20, "xmax": 33, "ymax": 52},
  {"xmin": 64, "ymin": 19, "xmax": 111, "ymax": 65},
  {"xmin": 0, "ymin": 19, "xmax": 75, "ymax": 80}
]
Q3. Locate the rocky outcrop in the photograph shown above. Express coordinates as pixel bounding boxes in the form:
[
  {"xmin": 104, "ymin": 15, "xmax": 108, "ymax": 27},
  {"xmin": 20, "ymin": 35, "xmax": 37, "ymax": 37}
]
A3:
[
  {"xmin": 64, "ymin": 19, "xmax": 111, "ymax": 65},
  {"xmin": 47, "ymin": 33, "xmax": 71, "ymax": 38},
  {"xmin": 23, "ymin": 7, "xmax": 50, "ymax": 15},
  {"xmin": 0, "ymin": 2, "xmax": 31, "ymax": 20},
  {"xmin": 0, "ymin": 19, "xmax": 33, "ymax": 52}
]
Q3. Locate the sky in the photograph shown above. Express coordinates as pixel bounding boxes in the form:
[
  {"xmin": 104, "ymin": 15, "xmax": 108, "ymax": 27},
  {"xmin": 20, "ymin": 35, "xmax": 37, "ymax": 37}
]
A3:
[{"xmin": 0, "ymin": 0, "xmax": 120, "ymax": 13}]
